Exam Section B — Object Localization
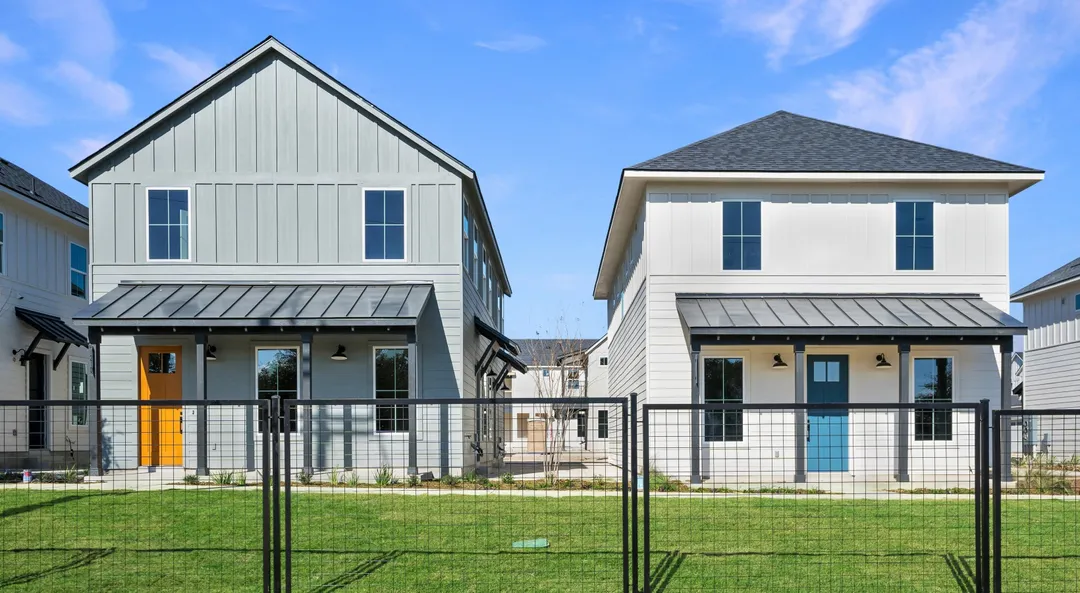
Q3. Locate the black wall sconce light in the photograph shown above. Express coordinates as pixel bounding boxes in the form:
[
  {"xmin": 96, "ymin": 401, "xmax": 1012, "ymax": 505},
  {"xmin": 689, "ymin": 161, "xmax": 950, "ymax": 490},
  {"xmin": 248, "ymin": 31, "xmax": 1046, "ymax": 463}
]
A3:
[
  {"xmin": 772, "ymin": 353, "xmax": 789, "ymax": 369},
  {"xmin": 331, "ymin": 345, "xmax": 348, "ymax": 361},
  {"xmin": 875, "ymin": 353, "xmax": 892, "ymax": 369}
]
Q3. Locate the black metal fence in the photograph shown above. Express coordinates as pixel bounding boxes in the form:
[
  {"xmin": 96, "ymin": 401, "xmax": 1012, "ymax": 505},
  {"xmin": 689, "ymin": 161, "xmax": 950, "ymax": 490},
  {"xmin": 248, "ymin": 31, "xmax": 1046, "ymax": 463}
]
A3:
[{"xmin": 993, "ymin": 409, "xmax": 1080, "ymax": 593}]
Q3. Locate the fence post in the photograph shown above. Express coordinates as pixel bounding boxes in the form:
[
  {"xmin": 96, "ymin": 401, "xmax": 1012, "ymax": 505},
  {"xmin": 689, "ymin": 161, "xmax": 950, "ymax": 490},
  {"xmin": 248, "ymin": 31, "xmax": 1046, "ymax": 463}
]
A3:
[
  {"xmin": 992, "ymin": 409, "xmax": 1003, "ymax": 593},
  {"xmin": 642, "ymin": 401, "xmax": 650, "ymax": 593},
  {"xmin": 621, "ymin": 399, "xmax": 630, "ymax": 593},
  {"xmin": 271, "ymin": 395, "xmax": 282, "ymax": 593},
  {"xmin": 976, "ymin": 399, "xmax": 990, "ymax": 593},
  {"xmin": 284, "ymin": 399, "xmax": 293, "ymax": 593},
  {"xmin": 262, "ymin": 399, "xmax": 272, "ymax": 593},
  {"xmin": 630, "ymin": 392, "xmax": 639, "ymax": 593}
]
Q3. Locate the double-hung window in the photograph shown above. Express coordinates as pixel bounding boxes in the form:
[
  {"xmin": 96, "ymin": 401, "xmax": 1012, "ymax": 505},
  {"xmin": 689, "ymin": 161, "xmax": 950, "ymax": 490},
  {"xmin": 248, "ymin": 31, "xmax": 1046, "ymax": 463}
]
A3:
[
  {"xmin": 576, "ymin": 411, "xmax": 587, "ymax": 439},
  {"xmin": 597, "ymin": 410, "xmax": 609, "ymax": 439},
  {"xmin": 70, "ymin": 361, "xmax": 88, "ymax": 426},
  {"xmin": 896, "ymin": 201, "xmax": 933, "ymax": 270},
  {"xmin": 70, "ymin": 243, "xmax": 88, "ymax": 299},
  {"xmin": 375, "ymin": 347, "xmax": 409, "ymax": 433},
  {"xmin": 914, "ymin": 357, "xmax": 953, "ymax": 441},
  {"xmin": 722, "ymin": 201, "xmax": 761, "ymax": 270},
  {"xmin": 364, "ymin": 189, "xmax": 405, "ymax": 260},
  {"xmin": 704, "ymin": 357, "xmax": 744, "ymax": 442},
  {"xmin": 257, "ymin": 348, "xmax": 298, "ymax": 432},
  {"xmin": 148, "ymin": 189, "xmax": 190, "ymax": 260}
]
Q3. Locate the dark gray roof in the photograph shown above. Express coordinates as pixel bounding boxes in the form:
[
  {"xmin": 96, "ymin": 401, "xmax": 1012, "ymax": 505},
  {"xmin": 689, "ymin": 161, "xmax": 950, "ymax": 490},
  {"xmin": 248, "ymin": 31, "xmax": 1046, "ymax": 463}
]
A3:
[
  {"xmin": 15, "ymin": 307, "xmax": 88, "ymax": 347},
  {"xmin": 0, "ymin": 157, "xmax": 89, "ymax": 224},
  {"xmin": 631, "ymin": 111, "xmax": 1041, "ymax": 174},
  {"xmin": 77, "ymin": 283, "xmax": 432, "ymax": 328},
  {"xmin": 475, "ymin": 318, "xmax": 520, "ymax": 355},
  {"xmin": 676, "ymin": 294, "xmax": 1024, "ymax": 337},
  {"xmin": 1012, "ymin": 256, "xmax": 1080, "ymax": 299},
  {"xmin": 516, "ymin": 338, "xmax": 600, "ymax": 366}
]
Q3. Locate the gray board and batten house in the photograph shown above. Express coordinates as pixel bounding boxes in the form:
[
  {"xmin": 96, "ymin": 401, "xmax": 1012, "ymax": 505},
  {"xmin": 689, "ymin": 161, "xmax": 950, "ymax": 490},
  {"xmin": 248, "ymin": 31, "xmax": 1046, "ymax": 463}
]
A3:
[{"xmin": 69, "ymin": 36, "xmax": 525, "ymax": 477}]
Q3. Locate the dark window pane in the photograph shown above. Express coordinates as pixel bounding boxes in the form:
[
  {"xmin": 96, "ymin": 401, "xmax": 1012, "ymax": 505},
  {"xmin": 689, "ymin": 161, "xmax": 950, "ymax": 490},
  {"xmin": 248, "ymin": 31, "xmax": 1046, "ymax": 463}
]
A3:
[
  {"xmin": 148, "ymin": 353, "xmax": 161, "ymax": 373},
  {"xmin": 725, "ymin": 411, "xmax": 743, "ymax": 441},
  {"xmin": 703, "ymin": 358, "xmax": 723, "ymax": 403},
  {"xmin": 394, "ymin": 348, "xmax": 409, "ymax": 388},
  {"xmin": 149, "ymin": 227, "xmax": 169, "ymax": 260},
  {"xmin": 742, "ymin": 237, "xmax": 761, "ymax": 270},
  {"xmin": 722, "ymin": 202, "xmax": 741, "ymax": 235},
  {"xmin": 723, "ymin": 358, "xmax": 743, "ymax": 401},
  {"xmin": 896, "ymin": 237, "xmax": 914, "ymax": 270},
  {"xmin": 742, "ymin": 201, "xmax": 761, "ymax": 235},
  {"xmin": 165, "ymin": 353, "xmax": 177, "ymax": 373},
  {"xmin": 896, "ymin": 202, "xmax": 914, "ymax": 235},
  {"xmin": 914, "ymin": 202, "xmax": 933, "ymax": 235},
  {"xmin": 577, "ymin": 413, "xmax": 587, "ymax": 438},
  {"xmin": 384, "ymin": 225, "xmax": 405, "ymax": 260},
  {"xmin": 384, "ymin": 190, "xmax": 405, "ymax": 224},
  {"xmin": 149, "ymin": 190, "xmax": 169, "ymax": 225},
  {"xmin": 914, "ymin": 237, "xmax": 933, "ymax": 270},
  {"xmin": 598, "ymin": 410, "xmax": 608, "ymax": 439},
  {"xmin": 70, "ymin": 244, "xmax": 87, "ymax": 272},
  {"xmin": 168, "ymin": 190, "xmax": 189, "ymax": 225},
  {"xmin": 365, "ymin": 226, "xmax": 384, "ymax": 259},
  {"xmin": 704, "ymin": 411, "xmax": 724, "ymax": 442},
  {"xmin": 169, "ymin": 226, "xmax": 188, "ymax": 260},
  {"xmin": 365, "ymin": 190, "xmax": 384, "ymax": 224},
  {"xmin": 71, "ymin": 272, "xmax": 86, "ymax": 298},
  {"xmin": 722, "ymin": 237, "xmax": 742, "ymax": 270}
]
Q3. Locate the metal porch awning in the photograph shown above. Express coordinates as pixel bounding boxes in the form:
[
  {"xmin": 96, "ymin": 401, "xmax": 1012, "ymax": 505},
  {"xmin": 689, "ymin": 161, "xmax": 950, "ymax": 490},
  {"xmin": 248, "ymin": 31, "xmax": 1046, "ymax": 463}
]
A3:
[
  {"xmin": 15, "ymin": 307, "xmax": 89, "ymax": 368},
  {"xmin": 676, "ymin": 293, "xmax": 1025, "ymax": 340},
  {"xmin": 75, "ymin": 283, "xmax": 433, "ymax": 331}
]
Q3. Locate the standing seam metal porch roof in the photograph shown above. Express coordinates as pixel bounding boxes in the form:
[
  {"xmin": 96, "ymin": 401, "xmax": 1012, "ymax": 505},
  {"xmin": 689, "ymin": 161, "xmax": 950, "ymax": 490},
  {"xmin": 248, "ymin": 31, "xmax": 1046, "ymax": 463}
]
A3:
[
  {"xmin": 76, "ymin": 283, "xmax": 433, "ymax": 328},
  {"xmin": 676, "ymin": 294, "xmax": 1025, "ymax": 337}
]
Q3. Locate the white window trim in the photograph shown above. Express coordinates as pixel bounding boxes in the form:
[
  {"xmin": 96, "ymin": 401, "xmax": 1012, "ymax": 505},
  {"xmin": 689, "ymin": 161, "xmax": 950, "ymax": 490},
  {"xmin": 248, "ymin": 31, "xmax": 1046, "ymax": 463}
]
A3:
[
  {"xmin": 1074, "ymin": 293, "xmax": 1080, "ymax": 314},
  {"xmin": 146, "ymin": 187, "xmax": 194, "ymax": 263},
  {"xmin": 700, "ymin": 350, "xmax": 750, "ymax": 447},
  {"xmin": 893, "ymin": 199, "xmax": 936, "ymax": 273},
  {"xmin": 70, "ymin": 241, "xmax": 88, "ymax": 299},
  {"xmin": 70, "ymin": 359, "xmax": 89, "ymax": 427},
  {"xmin": 361, "ymin": 187, "xmax": 408, "ymax": 263},
  {"xmin": 597, "ymin": 409, "xmax": 609, "ymax": 440},
  {"xmin": 254, "ymin": 345, "xmax": 301, "ymax": 432},
  {"xmin": 720, "ymin": 199, "xmax": 764, "ymax": 272},
  {"xmin": 911, "ymin": 353, "xmax": 956, "ymax": 443},
  {"xmin": 373, "ymin": 345, "xmax": 410, "ymax": 435},
  {"xmin": 0, "ymin": 209, "xmax": 6, "ymax": 276}
]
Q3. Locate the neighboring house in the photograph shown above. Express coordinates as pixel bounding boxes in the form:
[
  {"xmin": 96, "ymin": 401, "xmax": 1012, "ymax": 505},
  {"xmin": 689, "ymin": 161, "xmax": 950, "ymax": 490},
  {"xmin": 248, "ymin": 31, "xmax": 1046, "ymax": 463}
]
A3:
[
  {"xmin": 585, "ymin": 334, "xmax": 610, "ymax": 400},
  {"xmin": 0, "ymin": 158, "xmax": 92, "ymax": 469},
  {"xmin": 593, "ymin": 111, "xmax": 1041, "ymax": 483},
  {"xmin": 1012, "ymin": 257, "xmax": 1080, "ymax": 408},
  {"xmin": 69, "ymin": 37, "xmax": 524, "ymax": 478}
]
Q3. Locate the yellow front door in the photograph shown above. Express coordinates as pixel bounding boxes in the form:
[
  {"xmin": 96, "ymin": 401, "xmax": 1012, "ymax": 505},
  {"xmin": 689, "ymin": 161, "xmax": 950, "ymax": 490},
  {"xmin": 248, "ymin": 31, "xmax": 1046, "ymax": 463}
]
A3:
[{"xmin": 139, "ymin": 346, "xmax": 183, "ymax": 466}]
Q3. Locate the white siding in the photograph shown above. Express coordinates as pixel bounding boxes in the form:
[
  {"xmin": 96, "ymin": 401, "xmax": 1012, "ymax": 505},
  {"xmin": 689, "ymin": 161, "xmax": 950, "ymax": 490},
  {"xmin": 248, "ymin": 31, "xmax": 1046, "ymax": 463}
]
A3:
[
  {"xmin": 1020, "ymin": 283, "xmax": 1080, "ymax": 351},
  {"xmin": 1023, "ymin": 342, "xmax": 1080, "ymax": 409}
]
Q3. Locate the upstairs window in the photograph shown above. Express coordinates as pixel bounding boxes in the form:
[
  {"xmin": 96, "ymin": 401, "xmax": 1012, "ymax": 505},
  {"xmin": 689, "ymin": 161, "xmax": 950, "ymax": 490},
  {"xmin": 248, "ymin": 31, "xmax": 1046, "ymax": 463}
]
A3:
[
  {"xmin": 148, "ymin": 189, "xmax": 190, "ymax": 261},
  {"xmin": 722, "ymin": 201, "xmax": 761, "ymax": 270},
  {"xmin": 462, "ymin": 200, "xmax": 472, "ymax": 276},
  {"xmin": 1074, "ymin": 293, "xmax": 1080, "ymax": 312},
  {"xmin": 70, "ymin": 243, "xmax": 88, "ymax": 299},
  {"xmin": 364, "ymin": 189, "xmax": 406, "ymax": 261},
  {"xmin": 599, "ymin": 357, "xmax": 609, "ymax": 366},
  {"xmin": 896, "ymin": 201, "xmax": 933, "ymax": 270},
  {"xmin": 0, "ymin": 212, "xmax": 5, "ymax": 274}
]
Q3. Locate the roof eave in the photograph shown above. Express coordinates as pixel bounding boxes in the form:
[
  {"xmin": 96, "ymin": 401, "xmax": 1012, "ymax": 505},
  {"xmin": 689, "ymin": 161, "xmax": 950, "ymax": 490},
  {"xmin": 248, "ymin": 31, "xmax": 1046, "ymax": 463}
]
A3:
[{"xmin": 1012, "ymin": 276, "xmax": 1080, "ymax": 301}]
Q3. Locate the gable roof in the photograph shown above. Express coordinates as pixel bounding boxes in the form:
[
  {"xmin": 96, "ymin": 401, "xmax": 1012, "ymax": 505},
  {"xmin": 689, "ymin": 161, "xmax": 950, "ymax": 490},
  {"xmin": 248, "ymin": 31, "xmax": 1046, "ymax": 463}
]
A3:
[
  {"xmin": 632, "ymin": 111, "xmax": 1041, "ymax": 174},
  {"xmin": 516, "ymin": 338, "xmax": 600, "ymax": 366},
  {"xmin": 68, "ymin": 35, "xmax": 510, "ymax": 295},
  {"xmin": 1012, "ymin": 256, "xmax": 1080, "ymax": 300},
  {"xmin": 0, "ymin": 157, "xmax": 88, "ymax": 225}
]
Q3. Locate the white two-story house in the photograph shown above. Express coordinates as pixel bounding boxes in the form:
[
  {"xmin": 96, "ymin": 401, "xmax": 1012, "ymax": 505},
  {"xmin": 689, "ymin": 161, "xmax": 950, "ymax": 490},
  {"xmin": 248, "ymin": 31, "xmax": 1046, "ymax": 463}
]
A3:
[
  {"xmin": 1012, "ymin": 257, "xmax": 1080, "ymax": 409},
  {"xmin": 68, "ymin": 37, "xmax": 524, "ymax": 479},
  {"xmin": 594, "ymin": 111, "xmax": 1041, "ymax": 485}
]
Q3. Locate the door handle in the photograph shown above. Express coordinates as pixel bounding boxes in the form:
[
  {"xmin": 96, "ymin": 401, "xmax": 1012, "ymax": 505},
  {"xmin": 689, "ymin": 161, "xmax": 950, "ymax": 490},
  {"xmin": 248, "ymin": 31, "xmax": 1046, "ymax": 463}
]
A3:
[{"xmin": 179, "ymin": 416, "xmax": 183, "ymax": 434}]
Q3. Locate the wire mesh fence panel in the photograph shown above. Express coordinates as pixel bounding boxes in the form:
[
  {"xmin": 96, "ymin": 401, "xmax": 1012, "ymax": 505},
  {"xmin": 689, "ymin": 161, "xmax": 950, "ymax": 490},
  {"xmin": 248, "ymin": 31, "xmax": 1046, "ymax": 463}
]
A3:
[
  {"xmin": 284, "ymin": 398, "xmax": 629, "ymax": 593},
  {"xmin": 643, "ymin": 402, "xmax": 986, "ymax": 593},
  {"xmin": 0, "ymin": 399, "xmax": 271, "ymax": 592},
  {"xmin": 994, "ymin": 411, "xmax": 1080, "ymax": 593}
]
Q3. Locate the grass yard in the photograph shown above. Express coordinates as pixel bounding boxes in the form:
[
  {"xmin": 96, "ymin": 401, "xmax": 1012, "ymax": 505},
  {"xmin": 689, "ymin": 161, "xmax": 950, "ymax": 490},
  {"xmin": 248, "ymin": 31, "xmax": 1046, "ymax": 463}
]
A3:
[{"xmin": 0, "ymin": 488, "xmax": 1076, "ymax": 592}]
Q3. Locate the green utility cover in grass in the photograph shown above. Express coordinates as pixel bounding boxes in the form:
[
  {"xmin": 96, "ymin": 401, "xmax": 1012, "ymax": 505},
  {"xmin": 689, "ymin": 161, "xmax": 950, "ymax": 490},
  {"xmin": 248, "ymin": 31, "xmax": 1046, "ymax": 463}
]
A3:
[{"xmin": 512, "ymin": 538, "xmax": 549, "ymax": 549}]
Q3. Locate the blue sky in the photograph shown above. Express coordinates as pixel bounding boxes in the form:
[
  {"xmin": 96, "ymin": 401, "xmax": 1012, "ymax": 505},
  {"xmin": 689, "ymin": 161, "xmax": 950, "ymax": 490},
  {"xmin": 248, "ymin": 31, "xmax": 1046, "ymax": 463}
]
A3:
[{"xmin": 1, "ymin": 0, "xmax": 1079, "ymax": 341}]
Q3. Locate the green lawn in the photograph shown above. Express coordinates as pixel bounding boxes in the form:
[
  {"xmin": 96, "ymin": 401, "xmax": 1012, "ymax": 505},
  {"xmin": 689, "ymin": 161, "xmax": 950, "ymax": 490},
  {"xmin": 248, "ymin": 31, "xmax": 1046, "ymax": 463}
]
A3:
[{"xmin": 0, "ymin": 488, "xmax": 1076, "ymax": 592}]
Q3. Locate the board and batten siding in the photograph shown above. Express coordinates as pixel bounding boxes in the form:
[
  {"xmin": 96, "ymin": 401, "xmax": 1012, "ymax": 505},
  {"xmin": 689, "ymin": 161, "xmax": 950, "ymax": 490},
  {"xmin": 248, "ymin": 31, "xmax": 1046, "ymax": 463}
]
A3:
[{"xmin": 1019, "ymin": 283, "xmax": 1080, "ymax": 351}]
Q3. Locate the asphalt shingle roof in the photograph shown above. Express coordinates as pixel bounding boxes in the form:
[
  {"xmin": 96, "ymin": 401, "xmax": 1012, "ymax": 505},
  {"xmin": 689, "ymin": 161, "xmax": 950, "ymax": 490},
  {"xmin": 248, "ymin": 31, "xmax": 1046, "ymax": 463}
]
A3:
[
  {"xmin": 631, "ymin": 111, "xmax": 1041, "ymax": 174},
  {"xmin": 0, "ymin": 157, "xmax": 88, "ymax": 224},
  {"xmin": 1012, "ymin": 256, "xmax": 1080, "ymax": 299},
  {"xmin": 516, "ymin": 338, "xmax": 600, "ymax": 366}
]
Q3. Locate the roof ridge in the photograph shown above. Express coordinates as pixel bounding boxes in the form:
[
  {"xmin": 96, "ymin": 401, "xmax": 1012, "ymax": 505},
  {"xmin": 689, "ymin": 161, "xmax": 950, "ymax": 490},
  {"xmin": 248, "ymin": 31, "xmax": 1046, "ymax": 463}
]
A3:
[{"xmin": 628, "ymin": 110, "xmax": 788, "ymax": 169}]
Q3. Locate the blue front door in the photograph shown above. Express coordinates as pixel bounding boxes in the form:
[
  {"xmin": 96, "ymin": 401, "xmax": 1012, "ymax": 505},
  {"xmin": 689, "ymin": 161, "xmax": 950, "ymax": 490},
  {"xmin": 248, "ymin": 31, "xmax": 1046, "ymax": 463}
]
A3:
[{"xmin": 807, "ymin": 355, "xmax": 849, "ymax": 472}]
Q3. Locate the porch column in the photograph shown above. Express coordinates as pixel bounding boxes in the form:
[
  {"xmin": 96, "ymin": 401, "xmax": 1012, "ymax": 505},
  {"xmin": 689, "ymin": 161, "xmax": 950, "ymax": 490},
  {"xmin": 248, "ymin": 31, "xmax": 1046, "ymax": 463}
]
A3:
[
  {"xmin": 407, "ymin": 329, "xmax": 418, "ymax": 475},
  {"xmin": 793, "ymin": 343, "xmax": 806, "ymax": 483},
  {"xmin": 301, "ymin": 332, "xmax": 313, "ymax": 476},
  {"xmin": 89, "ymin": 330, "xmax": 102, "ymax": 477},
  {"xmin": 999, "ymin": 341, "xmax": 1014, "ymax": 482},
  {"xmin": 195, "ymin": 332, "xmax": 209, "ymax": 476},
  {"xmin": 897, "ymin": 344, "xmax": 911, "ymax": 482},
  {"xmin": 690, "ymin": 345, "xmax": 701, "ymax": 485}
]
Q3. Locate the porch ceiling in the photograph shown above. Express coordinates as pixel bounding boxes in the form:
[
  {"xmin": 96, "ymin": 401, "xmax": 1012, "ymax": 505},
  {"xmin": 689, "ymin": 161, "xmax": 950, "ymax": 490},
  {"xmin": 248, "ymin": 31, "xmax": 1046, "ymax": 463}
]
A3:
[
  {"xmin": 75, "ymin": 282, "xmax": 433, "ymax": 331},
  {"xmin": 676, "ymin": 293, "xmax": 1025, "ymax": 339}
]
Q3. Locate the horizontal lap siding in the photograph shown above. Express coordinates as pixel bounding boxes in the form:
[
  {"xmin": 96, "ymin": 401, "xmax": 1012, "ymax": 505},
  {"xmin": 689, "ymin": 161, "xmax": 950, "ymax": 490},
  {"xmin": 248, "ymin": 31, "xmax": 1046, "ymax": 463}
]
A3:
[
  {"xmin": 1023, "ymin": 342, "xmax": 1080, "ymax": 408},
  {"xmin": 610, "ymin": 284, "xmax": 647, "ymax": 402}
]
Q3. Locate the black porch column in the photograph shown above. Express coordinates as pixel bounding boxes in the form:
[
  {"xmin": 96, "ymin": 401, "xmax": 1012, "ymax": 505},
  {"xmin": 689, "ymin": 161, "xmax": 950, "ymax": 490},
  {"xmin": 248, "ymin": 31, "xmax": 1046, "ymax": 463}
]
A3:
[
  {"xmin": 999, "ymin": 341, "xmax": 1014, "ymax": 482},
  {"xmin": 794, "ymin": 343, "xmax": 807, "ymax": 483},
  {"xmin": 407, "ymin": 329, "xmax": 418, "ymax": 476},
  {"xmin": 195, "ymin": 332, "xmax": 209, "ymax": 476},
  {"xmin": 690, "ymin": 345, "xmax": 702, "ymax": 485},
  {"xmin": 897, "ymin": 343, "xmax": 911, "ymax": 482},
  {"xmin": 89, "ymin": 329, "xmax": 102, "ymax": 477},
  {"xmin": 301, "ymin": 332, "xmax": 313, "ymax": 476}
]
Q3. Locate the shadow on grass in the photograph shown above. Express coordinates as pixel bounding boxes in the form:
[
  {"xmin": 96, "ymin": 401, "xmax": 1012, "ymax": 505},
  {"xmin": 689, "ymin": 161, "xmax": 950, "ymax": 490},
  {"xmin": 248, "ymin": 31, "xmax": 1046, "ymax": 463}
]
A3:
[
  {"xmin": 650, "ymin": 550, "xmax": 687, "ymax": 593},
  {"xmin": 314, "ymin": 550, "xmax": 404, "ymax": 592},
  {"xmin": 0, "ymin": 547, "xmax": 116, "ymax": 587},
  {"xmin": 0, "ymin": 491, "xmax": 131, "ymax": 520},
  {"xmin": 943, "ymin": 553, "xmax": 976, "ymax": 593}
]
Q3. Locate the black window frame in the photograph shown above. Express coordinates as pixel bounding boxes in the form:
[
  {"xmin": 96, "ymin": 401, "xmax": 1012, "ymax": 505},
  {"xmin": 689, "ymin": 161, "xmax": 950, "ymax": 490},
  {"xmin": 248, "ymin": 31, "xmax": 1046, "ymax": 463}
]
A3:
[
  {"xmin": 256, "ymin": 347, "xmax": 299, "ymax": 433},
  {"xmin": 374, "ymin": 346, "xmax": 410, "ymax": 433},
  {"xmin": 703, "ymin": 357, "xmax": 744, "ymax": 442},
  {"xmin": 597, "ymin": 410, "xmax": 609, "ymax": 439},
  {"xmin": 914, "ymin": 357, "xmax": 953, "ymax": 441}
]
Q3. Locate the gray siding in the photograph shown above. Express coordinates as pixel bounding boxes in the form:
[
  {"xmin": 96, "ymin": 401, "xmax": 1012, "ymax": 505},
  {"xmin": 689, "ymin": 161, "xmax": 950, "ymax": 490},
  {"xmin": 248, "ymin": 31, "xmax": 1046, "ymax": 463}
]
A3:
[
  {"xmin": 1023, "ymin": 341, "xmax": 1080, "ymax": 409},
  {"xmin": 460, "ymin": 274, "xmax": 499, "ymax": 472},
  {"xmin": 1020, "ymin": 284, "xmax": 1080, "ymax": 351},
  {"xmin": 609, "ymin": 283, "xmax": 647, "ymax": 402}
]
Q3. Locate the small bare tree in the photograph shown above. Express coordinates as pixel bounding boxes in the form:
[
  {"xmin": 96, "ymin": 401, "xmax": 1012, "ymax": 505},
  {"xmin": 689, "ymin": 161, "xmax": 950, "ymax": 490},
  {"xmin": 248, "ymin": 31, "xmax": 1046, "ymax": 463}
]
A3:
[{"xmin": 523, "ymin": 316, "xmax": 591, "ymax": 483}]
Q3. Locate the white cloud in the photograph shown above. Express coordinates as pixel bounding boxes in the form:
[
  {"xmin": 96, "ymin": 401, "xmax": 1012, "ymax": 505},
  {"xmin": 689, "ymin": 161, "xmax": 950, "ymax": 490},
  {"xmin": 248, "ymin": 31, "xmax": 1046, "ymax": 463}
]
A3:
[
  {"xmin": 0, "ymin": 33, "xmax": 27, "ymax": 63},
  {"xmin": 142, "ymin": 43, "xmax": 216, "ymax": 89},
  {"xmin": 706, "ymin": 0, "xmax": 889, "ymax": 68},
  {"xmin": 826, "ymin": 0, "xmax": 1080, "ymax": 154},
  {"xmin": 475, "ymin": 34, "xmax": 546, "ymax": 53},
  {"xmin": 26, "ymin": 0, "xmax": 117, "ymax": 68},
  {"xmin": 0, "ymin": 80, "xmax": 47, "ymax": 125},
  {"xmin": 56, "ymin": 136, "xmax": 110, "ymax": 163},
  {"xmin": 48, "ymin": 60, "xmax": 131, "ymax": 117}
]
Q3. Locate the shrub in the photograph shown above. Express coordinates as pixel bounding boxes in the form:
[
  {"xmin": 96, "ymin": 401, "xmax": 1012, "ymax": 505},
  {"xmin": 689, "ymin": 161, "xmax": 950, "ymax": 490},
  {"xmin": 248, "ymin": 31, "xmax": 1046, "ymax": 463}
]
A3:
[
  {"xmin": 500, "ymin": 473, "xmax": 515, "ymax": 485},
  {"xmin": 345, "ymin": 472, "xmax": 360, "ymax": 488},
  {"xmin": 298, "ymin": 472, "xmax": 313, "ymax": 486},
  {"xmin": 374, "ymin": 465, "xmax": 395, "ymax": 487},
  {"xmin": 212, "ymin": 471, "xmax": 235, "ymax": 486},
  {"xmin": 62, "ymin": 466, "xmax": 83, "ymax": 484},
  {"xmin": 463, "ymin": 470, "xmax": 479, "ymax": 484},
  {"xmin": 440, "ymin": 474, "xmax": 460, "ymax": 487},
  {"xmin": 183, "ymin": 474, "xmax": 201, "ymax": 486},
  {"xmin": 234, "ymin": 473, "xmax": 248, "ymax": 487},
  {"xmin": 1018, "ymin": 455, "xmax": 1073, "ymax": 494},
  {"xmin": 649, "ymin": 468, "xmax": 683, "ymax": 492},
  {"xmin": 406, "ymin": 474, "xmax": 421, "ymax": 488},
  {"xmin": 329, "ymin": 467, "xmax": 340, "ymax": 485}
]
